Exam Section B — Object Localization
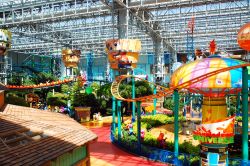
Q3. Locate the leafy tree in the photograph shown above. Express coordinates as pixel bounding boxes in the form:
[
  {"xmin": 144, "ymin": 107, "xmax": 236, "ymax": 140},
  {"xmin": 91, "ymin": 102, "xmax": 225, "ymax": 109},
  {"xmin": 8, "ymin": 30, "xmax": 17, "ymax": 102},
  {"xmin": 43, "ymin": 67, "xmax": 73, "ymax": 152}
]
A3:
[
  {"xmin": 46, "ymin": 92, "xmax": 68, "ymax": 106},
  {"xmin": 163, "ymin": 97, "xmax": 184, "ymax": 111},
  {"xmin": 31, "ymin": 72, "xmax": 58, "ymax": 84},
  {"xmin": 97, "ymin": 83, "xmax": 112, "ymax": 100},
  {"xmin": 90, "ymin": 82, "xmax": 100, "ymax": 94},
  {"xmin": 118, "ymin": 80, "xmax": 153, "ymax": 98},
  {"xmin": 7, "ymin": 75, "xmax": 22, "ymax": 85},
  {"xmin": 5, "ymin": 92, "xmax": 29, "ymax": 107},
  {"xmin": 61, "ymin": 84, "xmax": 70, "ymax": 94},
  {"xmin": 23, "ymin": 76, "xmax": 35, "ymax": 85}
]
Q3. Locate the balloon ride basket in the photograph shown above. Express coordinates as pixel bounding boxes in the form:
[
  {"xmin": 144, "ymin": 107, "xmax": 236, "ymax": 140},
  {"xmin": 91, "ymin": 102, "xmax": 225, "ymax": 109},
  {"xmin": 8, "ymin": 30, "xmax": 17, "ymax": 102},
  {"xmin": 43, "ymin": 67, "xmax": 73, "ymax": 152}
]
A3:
[
  {"xmin": 198, "ymin": 97, "xmax": 233, "ymax": 166},
  {"xmin": 200, "ymin": 144, "xmax": 228, "ymax": 166}
]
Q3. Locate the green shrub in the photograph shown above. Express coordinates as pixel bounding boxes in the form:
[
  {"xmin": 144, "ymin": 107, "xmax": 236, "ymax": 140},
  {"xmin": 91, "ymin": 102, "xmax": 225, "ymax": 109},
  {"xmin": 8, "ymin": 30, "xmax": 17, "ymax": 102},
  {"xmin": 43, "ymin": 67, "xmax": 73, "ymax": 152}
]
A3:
[
  {"xmin": 165, "ymin": 141, "xmax": 174, "ymax": 151},
  {"xmin": 46, "ymin": 92, "xmax": 68, "ymax": 106},
  {"xmin": 190, "ymin": 156, "xmax": 200, "ymax": 165},
  {"xmin": 178, "ymin": 155, "xmax": 185, "ymax": 161},
  {"xmin": 179, "ymin": 141, "xmax": 200, "ymax": 155},
  {"xmin": 229, "ymin": 106, "xmax": 237, "ymax": 116},
  {"xmin": 132, "ymin": 122, "xmax": 151, "ymax": 134},
  {"xmin": 61, "ymin": 84, "xmax": 70, "ymax": 94},
  {"xmin": 236, "ymin": 116, "xmax": 242, "ymax": 122},
  {"xmin": 5, "ymin": 95, "xmax": 29, "ymax": 107},
  {"xmin": 163, "ymin": 97, "xmax": 184, "ymax": 111},
  {"xmin": 143, "ymin": 132, "xmax": 158, "ymax": 147},
  {"xmin": 229, "ymin": 160, "xmax": 241, "ymax": 166},
  {"xmin": 119, "ymin": 80, "xmax": 153, "ymax": 98},
  {"xmin": 140, "ymin": 114, "xmax": 186, "ymax": 129}
]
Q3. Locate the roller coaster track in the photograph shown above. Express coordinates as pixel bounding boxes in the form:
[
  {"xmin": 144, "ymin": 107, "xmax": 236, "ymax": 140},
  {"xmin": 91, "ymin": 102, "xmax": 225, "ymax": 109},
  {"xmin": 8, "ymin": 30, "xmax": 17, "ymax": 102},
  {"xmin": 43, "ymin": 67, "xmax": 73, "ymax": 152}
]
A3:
[
  {"xmin": 0, "ymin": 77, "xmax": 111, "ymax": 90},
  {"xmin": 111, "ymin": 64, "xmax": 250, "ymax": 102},
  {"xmin": 0, "ymin": 76, "xmax": 81, "ymax": 90}
]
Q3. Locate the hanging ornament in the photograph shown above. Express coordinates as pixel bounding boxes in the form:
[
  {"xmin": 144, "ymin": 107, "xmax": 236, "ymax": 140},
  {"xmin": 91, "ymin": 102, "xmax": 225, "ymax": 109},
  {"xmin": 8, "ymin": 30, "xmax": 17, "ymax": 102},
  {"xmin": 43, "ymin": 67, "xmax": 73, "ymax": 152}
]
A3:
[
  {"xmin": 237, "ymin": 22, "xmax": 250, "ymax": 51},
  {"xmin": 209, "ymin": 39, "xmax": 216, "ymax": 55}
]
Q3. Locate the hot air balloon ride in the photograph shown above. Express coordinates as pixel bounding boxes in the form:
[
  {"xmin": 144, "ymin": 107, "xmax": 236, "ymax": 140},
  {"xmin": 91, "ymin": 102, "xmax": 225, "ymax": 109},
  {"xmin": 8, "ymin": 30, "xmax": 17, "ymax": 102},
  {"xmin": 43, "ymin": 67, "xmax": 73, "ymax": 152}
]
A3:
[
  {"xmin": 105, "ymin": 39, "xmax": 141, "ymax": 70},
  {"xmin": 62, "ymin": 49, "xmax": 81, "ymax": 68},
  {"xmin": 171, "ymin": 55, "xmax": 250, "ymax": 165},
  {"xmin": 0, "ymin": 29, "xmax": 11, "ymax": 56}
]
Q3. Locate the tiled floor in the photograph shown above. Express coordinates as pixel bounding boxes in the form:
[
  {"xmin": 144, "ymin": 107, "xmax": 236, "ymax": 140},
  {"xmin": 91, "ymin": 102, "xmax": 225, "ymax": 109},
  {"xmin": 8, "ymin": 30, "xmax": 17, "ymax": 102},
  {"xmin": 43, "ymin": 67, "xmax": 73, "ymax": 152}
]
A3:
[{"xmin": 86, "ymin": 122, "xmax": 168, "ymax": 166}]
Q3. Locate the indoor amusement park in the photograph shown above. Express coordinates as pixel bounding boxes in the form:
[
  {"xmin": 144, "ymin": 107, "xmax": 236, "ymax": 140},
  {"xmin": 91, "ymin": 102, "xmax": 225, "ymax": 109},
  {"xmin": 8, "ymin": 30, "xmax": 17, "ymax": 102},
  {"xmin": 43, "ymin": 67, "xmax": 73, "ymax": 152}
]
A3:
[{"xmin": 0, "ymin": 1, "xmax": 250, "ymax": 166}]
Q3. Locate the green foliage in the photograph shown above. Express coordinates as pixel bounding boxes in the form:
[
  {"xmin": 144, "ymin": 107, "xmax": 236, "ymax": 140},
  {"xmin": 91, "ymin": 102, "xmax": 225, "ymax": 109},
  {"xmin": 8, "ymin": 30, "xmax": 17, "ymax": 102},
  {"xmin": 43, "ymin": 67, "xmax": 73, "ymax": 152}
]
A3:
[
  {"xmin": 118, "ymin": 126, "xmax": 199, "ymax": 156},
  {"xmin": 163, "ymin": 97, "xmax": 184, "ymax": 111},
  {"xmin": 229, "ymin": 106, "xmax": 236, "ymax": 116},
  {"xmin": 228, "ymin": 96, "xmax": 237, "ymax": 116},
  {"xmin": 31, "ymin": 72, "xmax": 58, "ymax": 84},
  {"xmin": 179, "ymin": 141, "xmax": 200, "ymax": 155},
  {"xmin": 141, "ymin": 114, "xmax": 186, "ymax": 129},
  {"xmin": 229, "ymin": 160, "xmax": 241, "ymax": 166},
  {"xmin": 165, "ymin": 141, "xmax": 174, "ymax": 151},
  {"xmin": 7, "ymin": 75, "xmax": 22, "ymax": 85},
  {"xmin": 143, "ymin": 132, "xmax": 158, "ymax": 147},
  {"xmin": 132, "ymin": 122, "xmax": 152, "ymax": 134},
  {"xmin": 99, "ymin": 100, "xmax": 107, "ymax": 109},
  {"xmin": 5, "ymin": 93, "xmax": 29, "ymax": 107},
  {"xmin": 189, "ymin": 156, "xmax": 200, "ymax": 165},
  {"xmin": 70, "ymin": 81, "xmax": 84, "ymax": 106},
  {"xmin": 90, "ymin": 82, "xmax": 100, "ymax": 93},
  {"xmin": 73, "ymin": 68, "xmax": 80, "ymax": 76},
  {"xmin": 96, "ymin": 83, "xmax": 112, "ymax": 113},
  {"xmin": 236, "ymin": 116, "xmax": 242, "ymax": 122},
  {"xmin": 23, "ymin": 77, "xmax": 34, "ymax": 86},
  {"xmin": 229, "ymin": 96, "xmax": 237, "ymax": 108},
  {"xmin": 46, "ymin": 92, "xmax": 68, "ymax": 106},
  {"xmin": 119, "ymin": 81, "xmax": 153, "ymax": 98},
  {"xmin": 70, "ymin": 82, "xmax": 99, "ymax": 107},
  {"xmin": 135, "ymin": 81, "xmax": 153, "ymax": 97},
  {"xmin": 6, "ymin": 91, "xmax": 28, "ymax": 98},
  {"xmin": 61, "ymin": 84, "xmax": 70, "ymax": 94},
  {"xmin": 178, "ymin": 155, "xmax": 185, "ymax": 161},
  {"xmin": 119, "ymin": 84, "xmax": 132, "ymax": 98},
  {"xmin": 97, "ymin": 83, "xmax": 112, "ymax": 99}
]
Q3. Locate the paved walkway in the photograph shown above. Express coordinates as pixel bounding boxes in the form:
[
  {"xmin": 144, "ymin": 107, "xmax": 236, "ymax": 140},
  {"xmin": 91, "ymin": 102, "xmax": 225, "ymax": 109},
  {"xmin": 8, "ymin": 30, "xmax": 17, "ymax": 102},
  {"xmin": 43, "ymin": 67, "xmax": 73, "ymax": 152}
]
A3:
[{"xmin": 84, "ymin": 122, "xmax": 168, "ymax": 166}]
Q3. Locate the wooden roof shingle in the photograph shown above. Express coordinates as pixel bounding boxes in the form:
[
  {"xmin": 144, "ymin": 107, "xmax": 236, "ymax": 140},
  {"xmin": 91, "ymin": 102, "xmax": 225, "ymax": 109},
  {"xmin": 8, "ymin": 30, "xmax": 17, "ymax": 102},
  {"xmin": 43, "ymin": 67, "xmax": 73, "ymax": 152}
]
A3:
[{"xmin": 0, "ymin": 104, "xmax": 97, "ymax": 166}]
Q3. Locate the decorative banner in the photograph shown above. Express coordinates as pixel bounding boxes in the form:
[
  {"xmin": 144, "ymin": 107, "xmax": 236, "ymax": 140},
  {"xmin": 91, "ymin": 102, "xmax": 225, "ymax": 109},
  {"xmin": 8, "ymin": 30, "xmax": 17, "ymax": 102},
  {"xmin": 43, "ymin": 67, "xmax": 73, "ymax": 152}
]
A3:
[
  {"xmin": 85, "ymin": 87, "xmax": 93, "ymax": 94},
  {"xmin": 105, "ymin": 39, "xmax": 141, "ymax": 70},
  {"xmin": 194, "ymin": 135, "xmax": 234, "ymax": 144},
  {"xmin": 0, "ymin": 29, "xmax": 11, "ymax": 56},
  {"xmin": 193, "ymin": 116, "xmax": 235, "ymax": 143},
  {"xmin": 62, "ymin": 49, "xmax": 81, "ymax": 68}
]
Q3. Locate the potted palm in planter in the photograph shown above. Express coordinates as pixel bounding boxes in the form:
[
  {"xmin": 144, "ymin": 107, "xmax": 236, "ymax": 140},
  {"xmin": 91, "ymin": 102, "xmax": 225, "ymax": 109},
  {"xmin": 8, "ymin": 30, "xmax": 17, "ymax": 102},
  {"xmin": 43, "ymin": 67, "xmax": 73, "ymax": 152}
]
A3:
[
  {"xmin": 72, "ymin": 90, "xmax": 91, "ymax": 122},
  {"xmin": 71, "ymin": 82, "xmax": 100, "ymax": 122}
]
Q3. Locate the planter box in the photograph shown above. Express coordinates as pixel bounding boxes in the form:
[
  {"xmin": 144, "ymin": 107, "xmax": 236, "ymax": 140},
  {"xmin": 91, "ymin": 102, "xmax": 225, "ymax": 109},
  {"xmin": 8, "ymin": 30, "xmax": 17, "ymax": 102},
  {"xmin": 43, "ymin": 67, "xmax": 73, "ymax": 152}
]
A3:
[{"xmin": 75, "ymin": 107, "xmax": 91, "ymax": 122}]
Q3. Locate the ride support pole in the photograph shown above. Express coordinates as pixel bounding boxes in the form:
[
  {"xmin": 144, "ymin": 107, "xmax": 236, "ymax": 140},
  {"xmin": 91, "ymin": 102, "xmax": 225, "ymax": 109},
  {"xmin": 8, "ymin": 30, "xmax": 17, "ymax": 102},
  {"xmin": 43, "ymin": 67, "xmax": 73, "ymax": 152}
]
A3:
[
  {"xmin": 112, "ymin": 96, "xmax": 116, "ymax": 134},
  {"xmin": 153, "ymin": 86, "xmax": 157, "ymax": 115},
  {"xmin": 174, "ymin": 90, "xmax": 179, "ymax": 160},
  {"xmin": 132, "ymin": 76, "xmax": 136, "ymax": 119},
  {"xmin": 242, "ymin": 67, "xmax": 249, "ymax": 164},
  {"xmin": 117, "ymin": 100, "xmax": 122, "ymax": 141},
  {"xmin": 137, "ymin": 101, "xmax": 142, "ymax": 153}
]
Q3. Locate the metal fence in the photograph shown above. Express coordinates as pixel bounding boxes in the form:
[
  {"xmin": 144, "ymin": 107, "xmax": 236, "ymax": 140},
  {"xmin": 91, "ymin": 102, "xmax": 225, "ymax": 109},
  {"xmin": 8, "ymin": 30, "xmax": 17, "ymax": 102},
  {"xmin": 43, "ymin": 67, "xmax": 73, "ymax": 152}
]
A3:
[{"xmin": 110, "ymin": 132, "xmax": 247, "ymax": 166}]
